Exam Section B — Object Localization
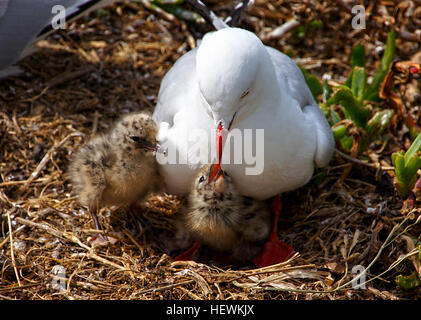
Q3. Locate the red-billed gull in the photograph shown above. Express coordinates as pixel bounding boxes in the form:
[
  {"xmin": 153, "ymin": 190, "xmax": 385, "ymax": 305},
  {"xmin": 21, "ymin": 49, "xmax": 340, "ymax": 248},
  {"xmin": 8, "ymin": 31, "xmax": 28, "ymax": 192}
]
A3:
[
  {"xmin": 153, "ymin": 23, "xmax": 334, "ymax": 266},
  {"xmin": 153, "ymin": 27, "xmax": 334, "ymax": 200}
]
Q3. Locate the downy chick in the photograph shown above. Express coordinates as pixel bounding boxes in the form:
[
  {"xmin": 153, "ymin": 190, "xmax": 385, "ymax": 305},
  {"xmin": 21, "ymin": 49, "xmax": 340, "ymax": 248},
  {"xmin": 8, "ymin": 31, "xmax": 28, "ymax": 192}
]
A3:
[
  {"xmin": 180, "ymin": 164, "xmax": 271, "ymax": 263},
  {"xmin": 69, "ymin": 111, "xmax": 162, "ymax": 239}
]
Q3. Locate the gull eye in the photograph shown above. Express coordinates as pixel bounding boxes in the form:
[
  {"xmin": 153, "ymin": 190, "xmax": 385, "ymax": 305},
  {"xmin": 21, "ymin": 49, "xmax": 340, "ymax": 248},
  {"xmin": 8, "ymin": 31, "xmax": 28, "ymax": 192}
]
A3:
[
  {"xmin": 240, "ymin": 89, "xmax": 250, "ymax": 99},
  {"xmin": 198, "ymin": 176, "xmax": 205, "ymax": 183}
]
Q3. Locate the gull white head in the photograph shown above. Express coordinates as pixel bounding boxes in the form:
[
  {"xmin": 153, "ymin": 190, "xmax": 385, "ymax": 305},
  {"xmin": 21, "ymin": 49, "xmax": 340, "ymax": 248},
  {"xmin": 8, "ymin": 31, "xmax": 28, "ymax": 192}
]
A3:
[{"xmin": 196, "ymin": 28, "xmax": 272, "ymax": 129}]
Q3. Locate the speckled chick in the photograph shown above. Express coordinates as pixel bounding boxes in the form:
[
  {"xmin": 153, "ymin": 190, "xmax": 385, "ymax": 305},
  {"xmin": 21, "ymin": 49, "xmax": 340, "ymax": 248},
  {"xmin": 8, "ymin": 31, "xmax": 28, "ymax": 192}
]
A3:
[
  {"xmin": 69, "ymin": 111, "xmax": 162, "ymax": 233},
  {"xmin": 182, "ymin": 164, "xmax": 271, "ymax": 262}
]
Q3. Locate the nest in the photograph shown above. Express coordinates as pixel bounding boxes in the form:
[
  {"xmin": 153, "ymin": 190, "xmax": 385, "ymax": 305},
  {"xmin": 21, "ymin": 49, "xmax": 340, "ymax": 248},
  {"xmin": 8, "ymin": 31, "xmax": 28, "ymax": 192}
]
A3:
[{"xmin": 1, "ymin": 1, "xmax": 421, "ymax": 300}]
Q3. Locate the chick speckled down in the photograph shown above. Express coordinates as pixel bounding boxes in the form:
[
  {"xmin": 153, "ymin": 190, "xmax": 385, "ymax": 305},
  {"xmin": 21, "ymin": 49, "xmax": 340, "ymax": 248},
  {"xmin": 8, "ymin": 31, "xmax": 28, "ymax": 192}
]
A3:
[
  {"xmin": 181, "ymin": 164, "xmax": 271, "ymax": 262},
  {"xmin": 69, "ymin": 111, "xmax": 162, "ymax": 214}
]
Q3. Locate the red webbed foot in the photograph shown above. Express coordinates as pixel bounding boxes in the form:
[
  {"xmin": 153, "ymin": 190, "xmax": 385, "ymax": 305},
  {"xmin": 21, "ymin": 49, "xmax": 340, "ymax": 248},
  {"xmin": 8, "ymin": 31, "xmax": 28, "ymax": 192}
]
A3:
[
  {"xmin": 252, "ymin": 195, "xmax": 295, "ymax": 267},
  {"xmin": 252, "ymin": 233, "xmax": 295, "ymax": 267}
]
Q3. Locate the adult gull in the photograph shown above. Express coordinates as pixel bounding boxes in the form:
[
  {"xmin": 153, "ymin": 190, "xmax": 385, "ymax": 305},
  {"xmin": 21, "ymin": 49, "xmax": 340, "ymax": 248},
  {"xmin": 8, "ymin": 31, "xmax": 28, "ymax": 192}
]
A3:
[
  {"xmin": 153, "ymin": 27, "xmax": 334, "ymax": 199},
  {"xmin": 153, "ymin": 25, "xmax": 334, "ymax": 266}
]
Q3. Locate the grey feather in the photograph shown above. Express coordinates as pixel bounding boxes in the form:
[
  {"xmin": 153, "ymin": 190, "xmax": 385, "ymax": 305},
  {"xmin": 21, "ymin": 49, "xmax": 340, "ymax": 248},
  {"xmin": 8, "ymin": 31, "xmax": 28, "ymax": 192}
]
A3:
[
  {"xmin": 265, "ymin": 46, "xmax": 334, "ymax": 167},
  {"xmin": 0, "ymin": 0, "xmax": 9, "ymax": 18},
  {"xmin": 0, "ymin": 0, "xmax": 114, "ymax": 77}
]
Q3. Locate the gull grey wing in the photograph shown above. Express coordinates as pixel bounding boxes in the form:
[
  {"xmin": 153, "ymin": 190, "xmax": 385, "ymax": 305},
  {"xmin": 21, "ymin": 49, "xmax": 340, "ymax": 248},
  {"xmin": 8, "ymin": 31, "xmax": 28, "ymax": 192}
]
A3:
[
  {"xmin": 153, "ymin": 49, "xmax": 198, "ymax": 125},
  {"xmin": 0, "ymin": 0, "xmax": 8, "ymax": 18},
  {"xmin": 266, "ymin": 46, "xmax": 315, "ymax": 107},
  {"xmin": 0, "ymin": 0, "xmax": 68, "ymax": 71},
  {"xmin": 37, "ymin": 0, "xmax": 115, "ymax": 41},
  {"xmin": 302, "ymin": 104, "xmax": 334, "ymax": 167},
  {"xmin": 0, "ymin": 0, "xmax": 113, "ymax": 77},
  {"xmin": 266, "ymin": 46, "xmax": 334, "ymax": 167}
]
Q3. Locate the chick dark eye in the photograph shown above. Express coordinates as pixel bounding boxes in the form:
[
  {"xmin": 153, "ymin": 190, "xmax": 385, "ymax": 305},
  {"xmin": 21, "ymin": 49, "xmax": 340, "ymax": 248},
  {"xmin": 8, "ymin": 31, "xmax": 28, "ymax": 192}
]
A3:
[
  {"xmin": 198, "ymin": 176, "xmax": 205, "ymax": 183},
  {"xmin": 129, "ymin": 135, "xmax": 141, "ymax": 142}
]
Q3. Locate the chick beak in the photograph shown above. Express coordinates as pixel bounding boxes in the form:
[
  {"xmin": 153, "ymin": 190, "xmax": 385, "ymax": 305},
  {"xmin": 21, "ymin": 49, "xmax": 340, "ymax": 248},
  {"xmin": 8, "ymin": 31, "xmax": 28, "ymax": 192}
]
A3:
[
  {"xmin": 130, "ymin": 135, "xmax": 157, "ymax": 152},
  {"xmin": 208, "ymin": 163, "xmax": 226, "ymax": 194},
  {"xmin": 208, "ymin": 163, "xmax": 221, "ymax": 182},
  {"xmin": 138, "ymin": 141, "xmax": 157, "ymax": 152},
  {"xmin": 214, "ymin": 170, "xmax": 226, "ymax": 194}
]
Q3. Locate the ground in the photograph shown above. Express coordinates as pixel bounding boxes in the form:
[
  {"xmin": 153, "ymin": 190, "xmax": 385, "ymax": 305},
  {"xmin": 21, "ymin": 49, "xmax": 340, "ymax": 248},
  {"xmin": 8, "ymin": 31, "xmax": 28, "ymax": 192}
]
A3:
[{"xmin": 0, "ymin": 0, "xmax": 421, "ymax": 300}]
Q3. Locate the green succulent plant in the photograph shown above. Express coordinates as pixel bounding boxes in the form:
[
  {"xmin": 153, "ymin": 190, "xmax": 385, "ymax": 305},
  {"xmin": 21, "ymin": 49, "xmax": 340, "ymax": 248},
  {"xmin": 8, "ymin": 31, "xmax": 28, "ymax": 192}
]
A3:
[
  {"xmin": 329, "ymin": 30, "xmax": 395, "ymax": 154},
  {"xmin": 302, "ymin": 30, "xmax": 396, "ymax": 155},
  {"xmin": 397, "ymin": 271, "xmax": 421, "ymax": 290},
  {"xmin": 392, "ymin": 133, "xmax": 421, "ymax": 198}
]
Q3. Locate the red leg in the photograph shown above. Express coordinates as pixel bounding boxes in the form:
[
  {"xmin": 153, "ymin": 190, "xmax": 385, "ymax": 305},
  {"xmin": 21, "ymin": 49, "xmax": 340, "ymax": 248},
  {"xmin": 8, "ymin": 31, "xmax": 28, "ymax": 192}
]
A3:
[
  {"xmin": 252, "ymin": 195, "xmax": 295, "ymax": 267},
  {"xmin": 174, "ymin": 241, "xmax": 202, "ymax": 261}
]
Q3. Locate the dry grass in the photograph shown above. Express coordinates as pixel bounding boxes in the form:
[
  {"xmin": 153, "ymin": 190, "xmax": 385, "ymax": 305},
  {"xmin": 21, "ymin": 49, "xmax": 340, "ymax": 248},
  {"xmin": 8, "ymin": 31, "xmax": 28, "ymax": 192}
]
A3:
[{"xmin": 1, "ymin": 0, "xmax": 421, "ymax": 300}]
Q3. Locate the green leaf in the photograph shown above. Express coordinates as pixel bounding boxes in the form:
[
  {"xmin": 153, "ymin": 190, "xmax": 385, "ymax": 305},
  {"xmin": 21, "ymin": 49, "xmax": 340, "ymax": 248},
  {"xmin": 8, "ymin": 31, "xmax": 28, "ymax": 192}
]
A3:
[
  {"xmin": 351, "ymin": 44, "xmax": 366, "ymax": 68},
  {"xmin": 345, "ymin": 70, "xmax": 353, "ymax": 89},
  {"xmin": 299, "ymin": 66, "xmax": 323, "ymax": 101},
  {"xmin": 392, "ymin": 152, "xmax": 410, "ymax": 197},
  {"xmin": 319, "ymin": 103, "xmax": 331, "ymax": 122},
  {"xmin": 396, "ymin": 272, "xmax": 421, "ymax": 290},
  {"xmin": 323, "ymin": 79, "xmax": 332, "ymax": 103},
  {"xmin": 340, "ymin": 136, "xmax": 353, "ymax": 151},
  {"xmin": 402, "ymin": 155, "xmax": 421, "ymax": 186},
  {"xmin": 332, "ymin": 124, "xmax": 348, "ymax": 141},
  {"xmin": 351, "ymin": 66, "xmax": 367, "ymax": 103},
  {"xmin": 392, "ymin": 135, "xmax": 421, "ymax": 197},
  {"xmin": 365, "ymin": 109, "xmax": 393, "ymax": 138},
  {"xmin": 330, "ymin": 106, "xmax": 341, "ymax": 124},
  {"xmin": 392, "ymin": 152, "xmax": 405, "ymax": 195},
  {"xmin": 404, "ymin": 133, "xmax": 421, "ymax": 167},
  {"xmin": 365, "ymin": 29, "xmax": 396, "ymax": 101},
  {"xmin": 345, "ymin": 44, "xmax": 366, "ymax": 88},
  {"xmin": 359, "ymin": 109, "xmax": 393, "ymax": 152},
  {"xmin": 393, "ymin": 154, "xmax": 416, "ymax": 197},
  {"xmin": 327, "ymin": 87, "xmax": 370, "ymax": 128},
  {"xmin": 391, "ymin": 151, "xmax": 404, "ymax": 167},
  {"xmin": 307, "ymin": 76, "xmax": 323, "ymax": 100},
  {"xmin": 393, "ymin": 153, "xmax": 405, "ymax": 177}
]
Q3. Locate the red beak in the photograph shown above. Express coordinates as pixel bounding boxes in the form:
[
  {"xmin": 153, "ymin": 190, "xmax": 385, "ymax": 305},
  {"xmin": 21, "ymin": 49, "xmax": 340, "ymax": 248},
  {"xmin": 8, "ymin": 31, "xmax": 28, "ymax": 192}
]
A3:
[
  {"xmin": 216, "ymin": 112, "xmax": 237, "ymax": 166},
  {"xmin": 216, "ymin": 122, "xmax": 223, "ymax": 165},
  {"xmin": 207, "ymin": 163, "xmax": 225, "ymax": 193},
  {"xmin": 208, "ymin": 163, "xmax": 221, "ymax": 182}
]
